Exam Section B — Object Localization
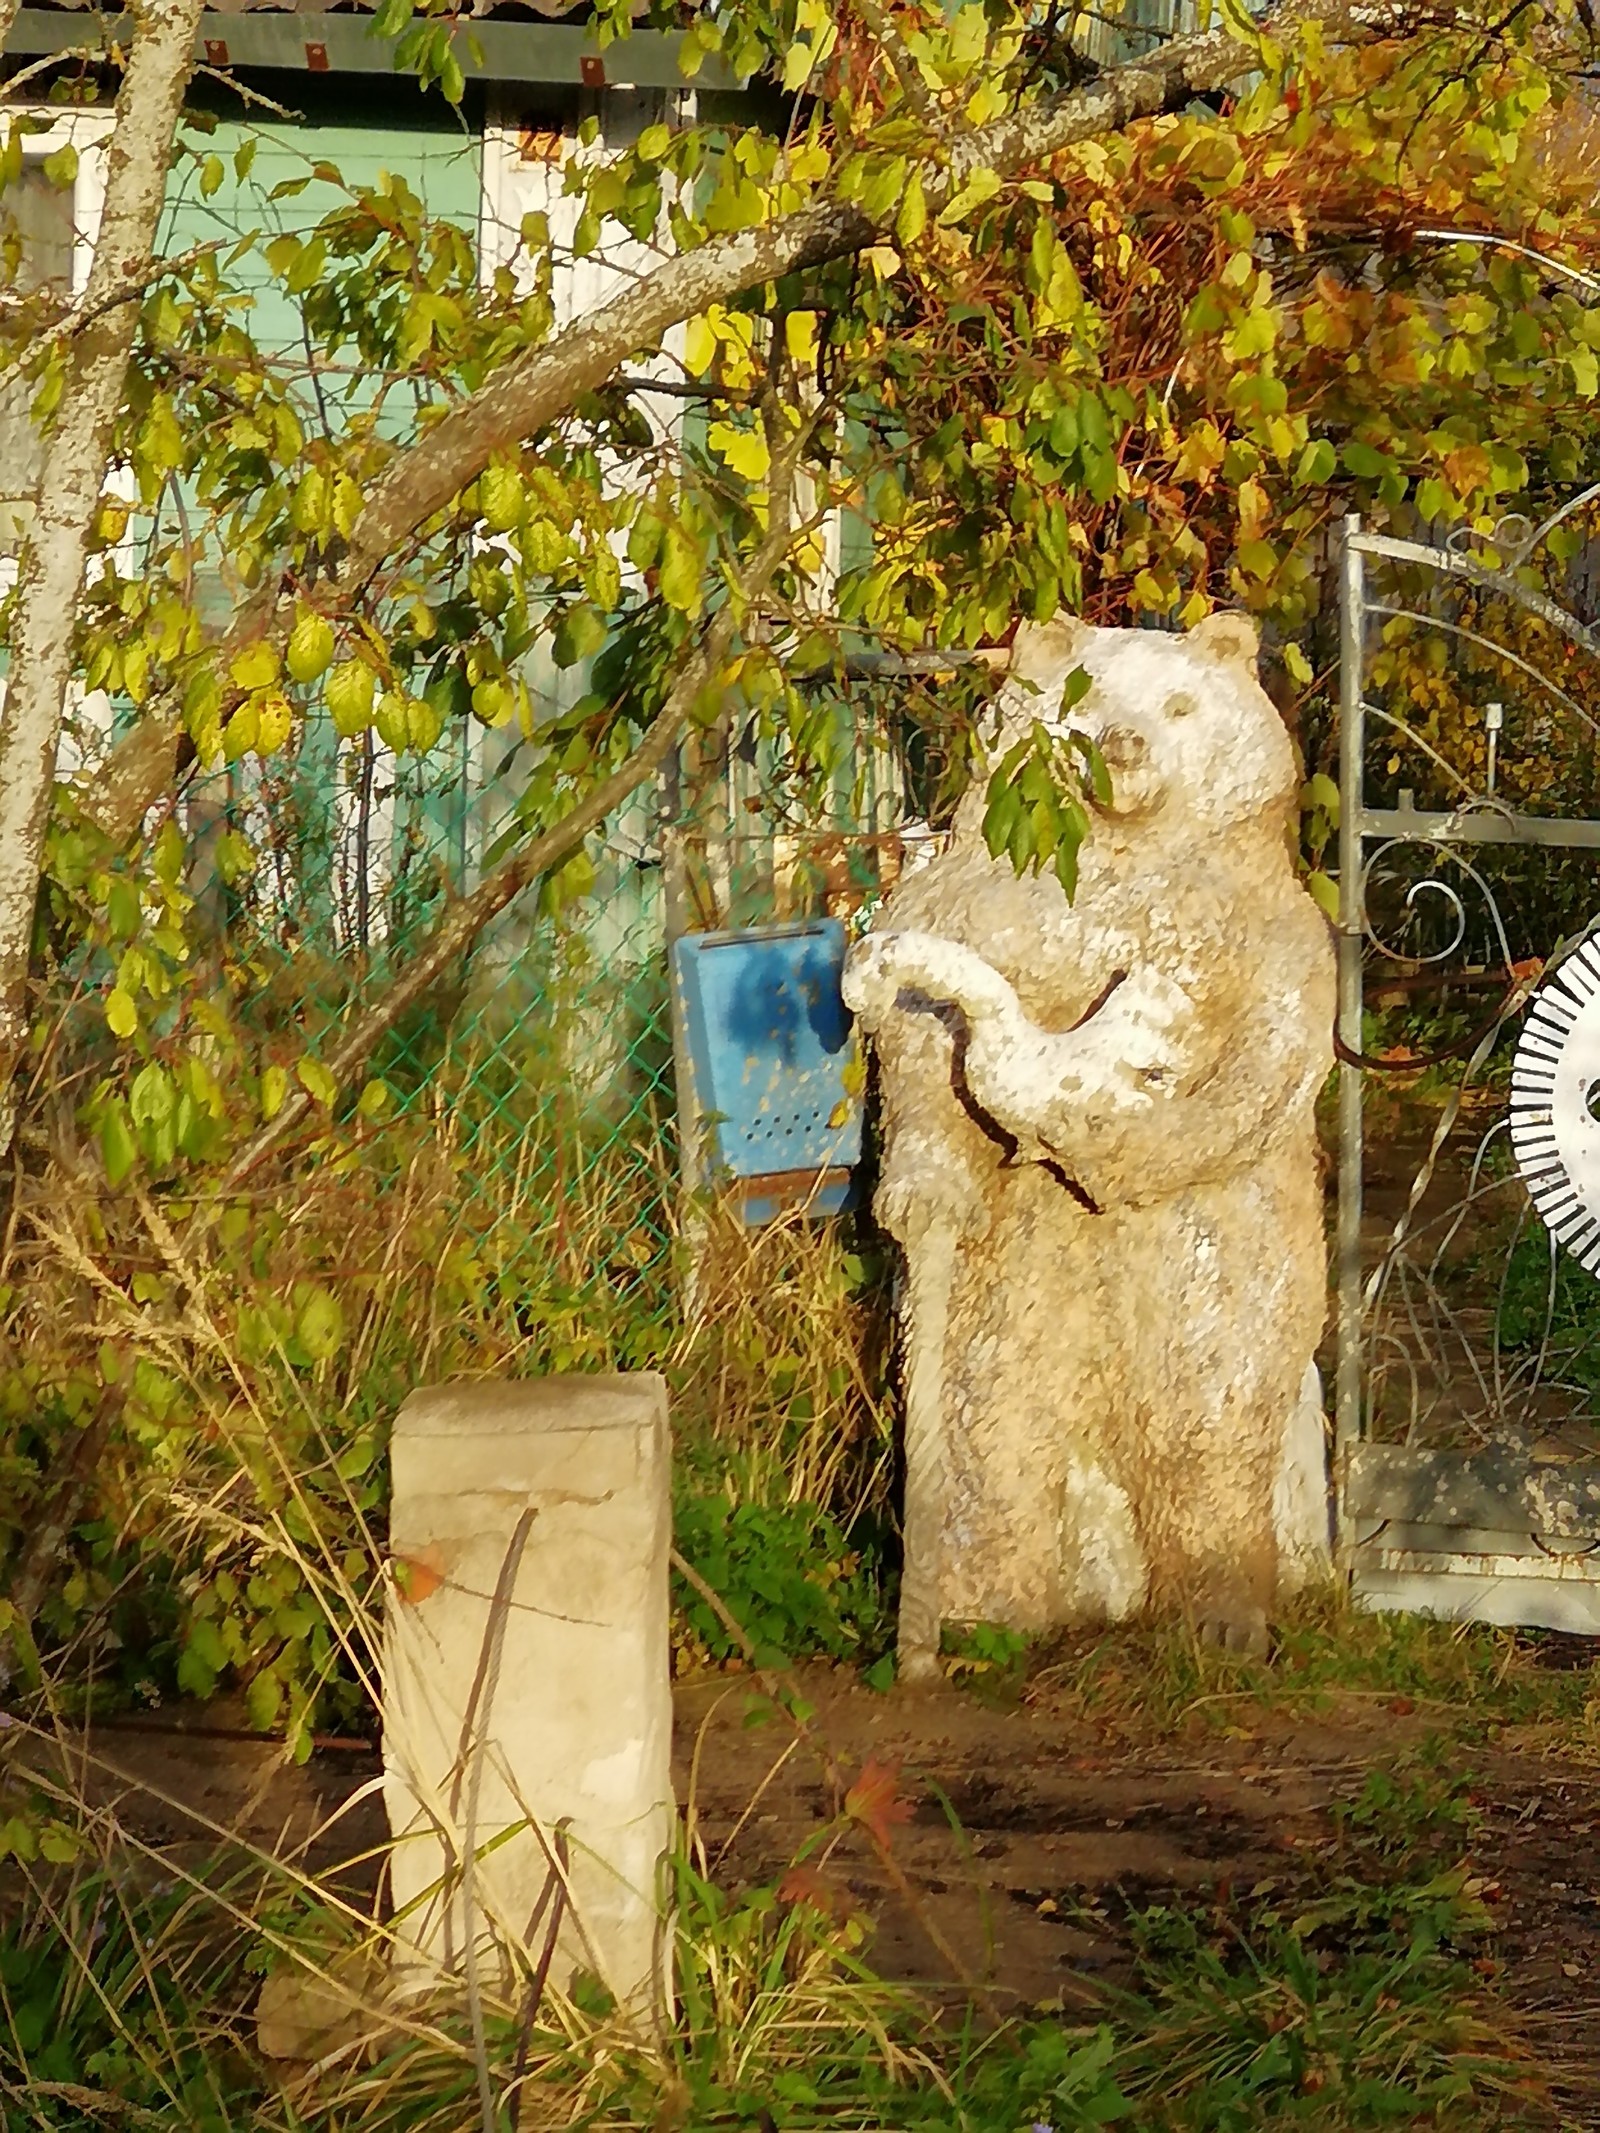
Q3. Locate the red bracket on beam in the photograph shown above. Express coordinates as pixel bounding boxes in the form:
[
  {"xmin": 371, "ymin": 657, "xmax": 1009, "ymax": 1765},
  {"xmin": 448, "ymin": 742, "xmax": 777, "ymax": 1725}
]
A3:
[{"xmin": 305, "ymin": 40, "xmax": 329, "ymax": 70}]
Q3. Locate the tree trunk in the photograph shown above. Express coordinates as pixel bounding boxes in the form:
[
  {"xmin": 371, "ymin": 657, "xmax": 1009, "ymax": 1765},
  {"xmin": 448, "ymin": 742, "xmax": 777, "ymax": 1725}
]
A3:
[{"xmin": 0, "ymin": 0, "xmax": 207, "ymax": 1156}]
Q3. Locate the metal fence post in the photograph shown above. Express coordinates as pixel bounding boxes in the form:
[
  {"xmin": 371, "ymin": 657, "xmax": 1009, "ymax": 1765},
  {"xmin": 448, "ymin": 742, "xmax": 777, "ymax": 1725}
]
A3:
[
  {"xmin": 1335, "ymin": 515, "xmax": 1367, "ymax": 1530},
  {"xmin": 660, "ymin": 749, "xmax": 707, "ymax": 1318}
]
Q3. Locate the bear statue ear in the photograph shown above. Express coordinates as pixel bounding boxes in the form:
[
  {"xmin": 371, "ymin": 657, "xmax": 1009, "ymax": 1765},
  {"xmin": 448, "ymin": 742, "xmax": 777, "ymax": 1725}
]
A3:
[
  {"xmin": 1187, "ymin": 609, "xmax": 1261, "ymax": 672},
  {"xmin": 1008, "ymin": 615, "xmax": 1094, "ymax": 686}
]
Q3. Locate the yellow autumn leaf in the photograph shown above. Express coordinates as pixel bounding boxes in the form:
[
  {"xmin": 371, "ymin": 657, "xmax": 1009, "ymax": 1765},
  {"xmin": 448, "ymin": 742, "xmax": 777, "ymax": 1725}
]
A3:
[
  {"xmin": 260, "ymin": 1063, "xmax": 288, "ymax": 1120},
  {"xmin": 254, "ymin": 691, "xmax": 293, "ymax": 755},
  {"xmin": 784, "ymin": 310, "xmax": 819, "ymax": 369},
  {"xmin": 783, "ymin": 39, "xmax": 817, "ymax": 89},
  {"xmin": 708, "ymin": 421, "xmax": 770, "ymax": 482},
  {"xmin": 230, "ymin": 640, "xmax": 279, "ymax": 691},
  {"xmin": 792, "ymin": 525, "xmax": 828, "ymax": 578},
  {"xmin": 683, "ymin": 315, "xmax": 716, "ymax": 375}
]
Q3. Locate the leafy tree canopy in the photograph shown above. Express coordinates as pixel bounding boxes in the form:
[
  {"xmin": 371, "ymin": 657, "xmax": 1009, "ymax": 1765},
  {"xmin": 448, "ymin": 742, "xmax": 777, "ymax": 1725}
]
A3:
[{"xmin": 0, "ymin": 0, "xmax": 1596, "ymax": 1172}]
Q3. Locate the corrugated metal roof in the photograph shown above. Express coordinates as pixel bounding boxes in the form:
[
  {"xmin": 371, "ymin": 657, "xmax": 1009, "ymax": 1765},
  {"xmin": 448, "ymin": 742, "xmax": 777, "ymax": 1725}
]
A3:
[{"xmin": 3, "ymin": 2, "xmax": 732, "ymax": 88}]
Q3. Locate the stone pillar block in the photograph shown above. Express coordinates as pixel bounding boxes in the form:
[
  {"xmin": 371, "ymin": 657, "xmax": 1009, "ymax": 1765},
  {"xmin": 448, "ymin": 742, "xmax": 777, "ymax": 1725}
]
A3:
[{"xmin": 382, "ymin": 1374, "xmax": 673, "ymax": 2019}]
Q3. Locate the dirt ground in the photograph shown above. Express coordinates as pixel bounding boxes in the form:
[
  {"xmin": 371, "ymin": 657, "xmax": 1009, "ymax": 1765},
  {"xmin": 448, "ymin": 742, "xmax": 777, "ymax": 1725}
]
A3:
[{"xmin": 58, "ymin": 1643, "xmax": 1600, "ymax": 2124}]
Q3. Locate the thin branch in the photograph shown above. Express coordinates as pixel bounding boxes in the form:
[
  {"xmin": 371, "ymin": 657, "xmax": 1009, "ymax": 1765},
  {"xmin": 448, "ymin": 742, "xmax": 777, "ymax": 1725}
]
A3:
[
  {"xmin": 0, "ymin": 47, "xmax": 106, "ymax": 99},
  {"xmin": 614, "ymin": 371, "xmax": 744, "ymax": 401},
  {"xmin": 0, "ymin": 239, "xmax": 222, "ymax": 336},
  {"xmin": 853, "ymin": 0, "xmax": 947, "ymax": 134}
]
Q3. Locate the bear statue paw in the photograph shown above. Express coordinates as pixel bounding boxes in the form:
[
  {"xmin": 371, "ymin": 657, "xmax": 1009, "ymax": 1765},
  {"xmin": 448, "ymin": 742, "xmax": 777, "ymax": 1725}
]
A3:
[
  {"xmin": 1196, "ymin": 1602, "xmax": 1269, "ymax": 1658},
  {"xmin": 875, "ymin": 1165, "xmax": 990, "ymax": 1246}
]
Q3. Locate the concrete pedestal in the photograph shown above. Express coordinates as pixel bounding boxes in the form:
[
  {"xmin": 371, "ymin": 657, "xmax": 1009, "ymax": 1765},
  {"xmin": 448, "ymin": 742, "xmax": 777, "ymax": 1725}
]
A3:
[{"xmin": 382, "ymin": 1374, "xmax": 674, "ymax": 2019}]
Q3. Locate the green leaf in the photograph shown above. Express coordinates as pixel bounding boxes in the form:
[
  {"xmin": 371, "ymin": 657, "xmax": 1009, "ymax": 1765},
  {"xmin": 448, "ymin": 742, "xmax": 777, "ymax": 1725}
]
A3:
[
  {"xmin": 336, "ymin": 1433, "xmax": 376, "ymax": 1480},
  {"xmin": 246, "ymin": 1668, "xmax": 283, "ymax": 1732},
  {"xmin": 1237, "ymin": 537, "xmax": 1277, "ymax": 580},
  {"xmin": 1342, "ymin": 439, "xmax": 1391, "ymax": 481},
  {"xmin": 357, "ymin": 1077, "xmax": 393, "ymax": 1120},
  {"xmin": 129, "ymin": 1062, "xmax": 174, "ymax": 1130},
  {"xmin": 296, "ymin": 1286, "xmax": 345, "ymax": 1362},
  {"xmin": 552, "ymin": 601, "xmax": 607, "ymax": 668},
  {"xmin": 178, "ymin": 1616, "xmax": 226, "ymax": 1698},
  {"xmin": 938, "ymin": 165, "xmax": 1001, "ymax": 227},
  {"xmin": 1307, "ymin": 869, "xmax": 1340, "ymax": 920},
  {"xmin": 480, "ymin": 462, "xmax": 524, "ymax": 533},
  {"xmin": 37, "ymin": 1822, "xmax": 79, "ymax": 1865},
  {"xmin": 1293, "ymin": 437, "xmax": 1337, "ymax": 488},
  {"xmin": 105, "ymin": 988, "xmax": 138, "ymax": 1039},
  {"xmin": 101, "ymin": 1106, "xmax": 136, "ymax": 1187},
  {"xmin": 658, "ymin": 523, "xmax": 702, "ymax": 613},
  {"xmin": 295, "ymin": 1055, "xmax": 337, "ymax": 1108},
  {"xmin": 200, "ymin": 154, "xmax": 225, "ymax": 199},
  {"xmin": 216, "ymin": 829, "xmax": 256, "ymax": 885}
]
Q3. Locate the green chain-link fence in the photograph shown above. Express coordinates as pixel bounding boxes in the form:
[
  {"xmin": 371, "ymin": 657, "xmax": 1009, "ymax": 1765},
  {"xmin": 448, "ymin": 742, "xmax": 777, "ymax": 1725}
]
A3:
[{"xmin": 200, "ymin": 668, "xmax": 941, "ymax": 1319}]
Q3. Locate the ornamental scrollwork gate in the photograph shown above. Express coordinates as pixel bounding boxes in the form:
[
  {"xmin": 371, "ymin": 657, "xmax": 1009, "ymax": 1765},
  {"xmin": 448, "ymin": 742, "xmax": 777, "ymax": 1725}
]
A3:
[{"xmin": 1335, "ymin": 510, "xmax": 1600, "ymax": 1629}]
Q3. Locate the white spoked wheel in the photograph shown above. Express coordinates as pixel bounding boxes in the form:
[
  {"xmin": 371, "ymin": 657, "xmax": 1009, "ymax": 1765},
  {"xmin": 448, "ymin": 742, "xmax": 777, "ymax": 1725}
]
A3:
[{"xmin": 1510, "ymin": 939, "xmax": 1600, "ymax": 1275}]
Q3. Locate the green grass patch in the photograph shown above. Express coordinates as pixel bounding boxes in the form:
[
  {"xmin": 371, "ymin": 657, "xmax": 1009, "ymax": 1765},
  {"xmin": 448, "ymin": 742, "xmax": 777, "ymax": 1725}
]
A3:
[{"xmin": 1031, "ymin": 1585, "xmax": 1600, "ymax": 1752}]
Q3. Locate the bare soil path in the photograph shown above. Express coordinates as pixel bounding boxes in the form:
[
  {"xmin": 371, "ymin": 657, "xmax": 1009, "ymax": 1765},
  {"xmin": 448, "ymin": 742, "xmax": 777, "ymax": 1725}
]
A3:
[{"xmin": 59, "ymin": 1632, "xmax": 1600, "ymax": 2120}]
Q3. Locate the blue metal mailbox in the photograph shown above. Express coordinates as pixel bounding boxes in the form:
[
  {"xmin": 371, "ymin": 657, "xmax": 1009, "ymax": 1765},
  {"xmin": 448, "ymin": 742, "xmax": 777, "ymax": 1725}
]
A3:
[{"xmin": 671, "ymin": 919, "xmax": 863, "ymax": 1225}]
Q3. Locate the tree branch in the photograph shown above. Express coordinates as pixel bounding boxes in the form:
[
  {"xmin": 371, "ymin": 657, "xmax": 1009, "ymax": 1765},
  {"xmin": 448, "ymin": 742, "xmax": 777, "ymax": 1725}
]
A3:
[
  {"xmin": 0, "ymin": 240, "xmax": 222, "ymax": 335},
  {"xmin": 0, "ymin": 0, "xmax": 28, "ymax": 79},
  {"xmin": 852, "ymin": 0, "xmax": 948, "ymax": 135}
]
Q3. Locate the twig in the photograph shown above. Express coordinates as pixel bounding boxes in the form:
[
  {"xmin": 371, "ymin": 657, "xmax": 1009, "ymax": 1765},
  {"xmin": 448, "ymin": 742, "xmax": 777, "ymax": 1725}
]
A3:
[
  {"xmin": 0, "ymin": 47, "xmax": 107, "ymax": 98},
  {"xmin": 0, "ymin": 239, "xmax": 223, "ymax": 337},
  {"xmin": 854, "ymin": 0, "xmax": 947, "ymax": 133}
]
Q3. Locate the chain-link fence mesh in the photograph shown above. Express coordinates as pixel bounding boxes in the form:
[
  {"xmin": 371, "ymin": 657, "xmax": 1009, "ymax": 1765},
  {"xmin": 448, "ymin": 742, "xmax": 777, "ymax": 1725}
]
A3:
[{"xmin": 193, "ymin": 672, "xmax": 949, "ymax": 1319}]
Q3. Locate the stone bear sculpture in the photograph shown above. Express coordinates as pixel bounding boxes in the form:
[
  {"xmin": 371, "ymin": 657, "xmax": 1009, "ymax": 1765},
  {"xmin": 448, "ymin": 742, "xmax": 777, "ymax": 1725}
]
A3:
[{"xmin": 843, "ymin": 613, "xmax": 1335, "ymax": 1677}]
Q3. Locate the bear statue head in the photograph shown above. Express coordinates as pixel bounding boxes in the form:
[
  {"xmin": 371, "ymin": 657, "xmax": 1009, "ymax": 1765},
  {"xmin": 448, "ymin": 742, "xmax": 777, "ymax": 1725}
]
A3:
[{"xmin": 988, "ymin": 611, "xmax": 1299, "ymax": 837}]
